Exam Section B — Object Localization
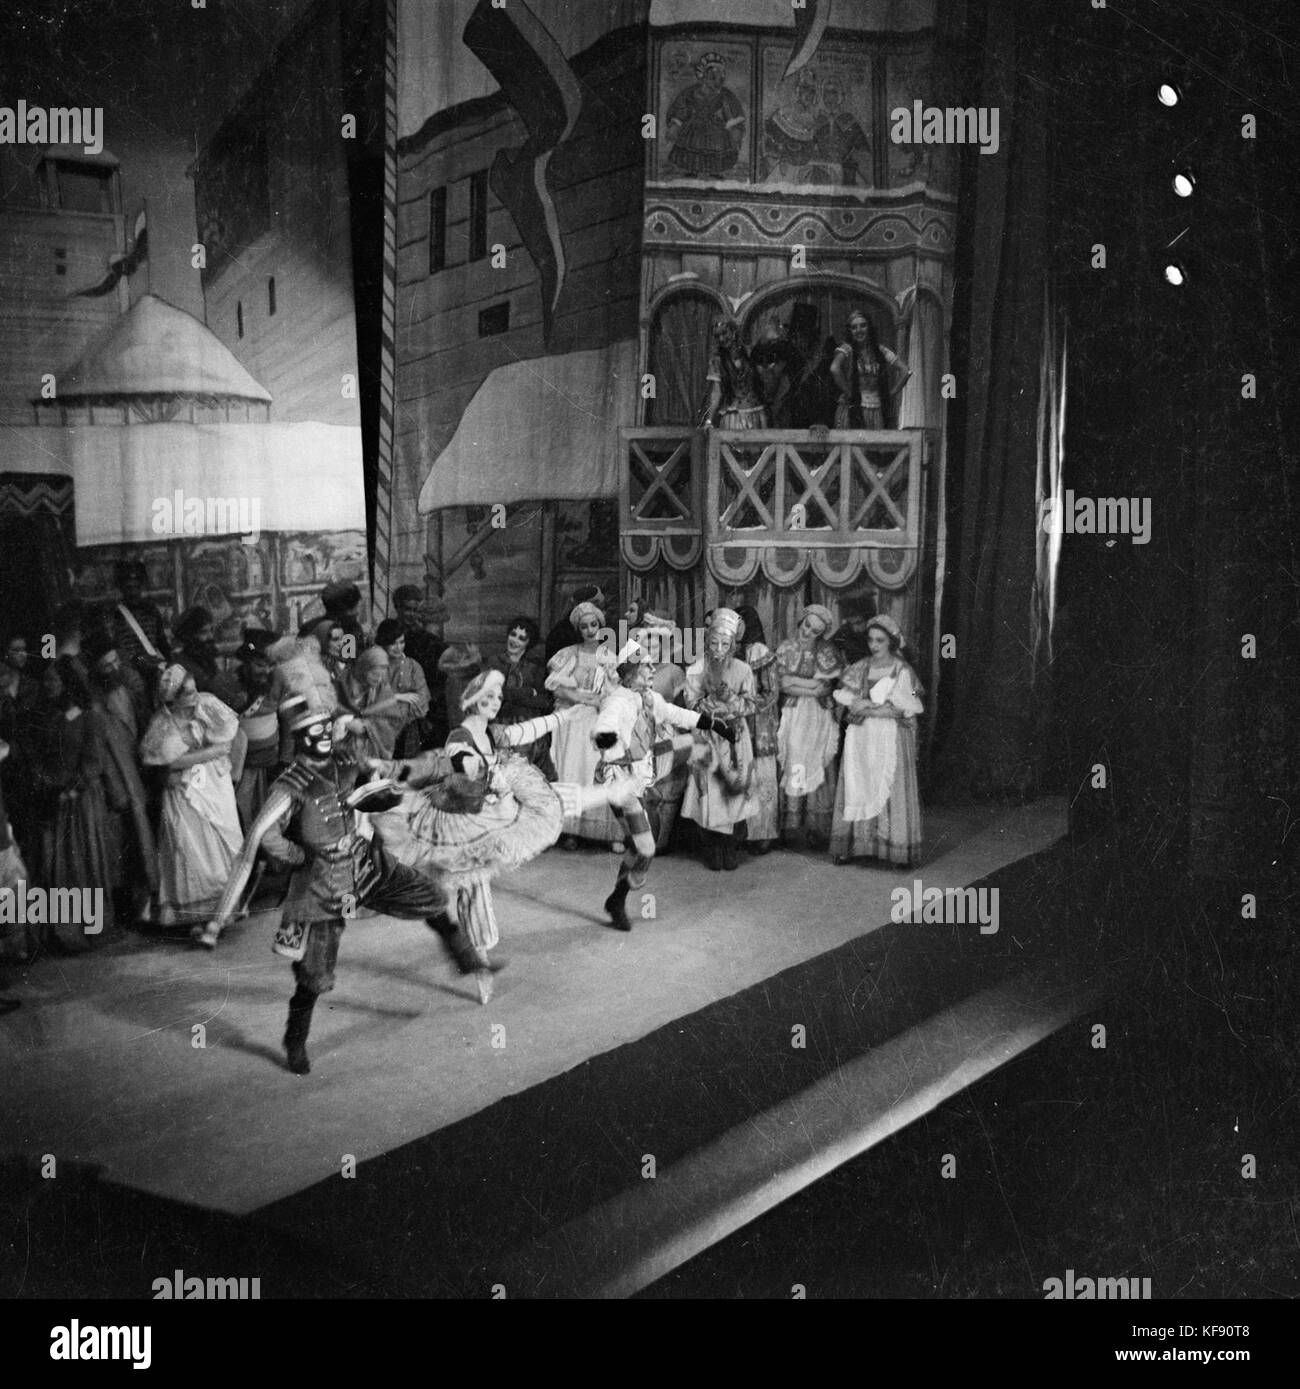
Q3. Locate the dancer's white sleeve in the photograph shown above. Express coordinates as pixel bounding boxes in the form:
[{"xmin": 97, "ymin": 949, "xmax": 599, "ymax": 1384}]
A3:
[
  {"xmin": 650, "ymin": 695, "xmax": 703, "ymax": 732},
  {"xmin": 493, "ymin": 710, "xmax": 570, "ymax": 747}
]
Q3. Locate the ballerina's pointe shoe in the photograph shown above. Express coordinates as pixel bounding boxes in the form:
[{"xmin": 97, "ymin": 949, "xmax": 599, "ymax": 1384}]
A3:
[
  {"xmin": 475, "ymin": 968, "xmax": 494, "ymax": 1005},
  {"xmin": 191, "ymin": 924, "xmax": 220, "ymax": 949}
]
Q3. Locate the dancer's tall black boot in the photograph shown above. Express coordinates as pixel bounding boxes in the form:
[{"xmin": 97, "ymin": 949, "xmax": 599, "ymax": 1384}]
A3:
[
  {"xmin": 427, "ymin": 910, "xmax": 474, "ymax": 974},
  {"xmin": 283, "ymin": 984, "xmax": 317, "ymax": 1075},
  {"xmin": 603, "ymin": 871, "xmax": 633, "ymax": 932}
]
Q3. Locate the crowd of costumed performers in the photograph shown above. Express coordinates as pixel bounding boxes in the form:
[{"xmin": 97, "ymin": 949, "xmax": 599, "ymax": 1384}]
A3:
[{"xmin": 128, "ymin": 597, "xmax": 924, "ymax": 1076}]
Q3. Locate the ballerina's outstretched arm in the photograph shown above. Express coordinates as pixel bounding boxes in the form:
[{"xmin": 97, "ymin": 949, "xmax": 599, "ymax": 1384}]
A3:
[{"xmin": 490, "ymin": 706, "xmax": 579, "ymax": 748}]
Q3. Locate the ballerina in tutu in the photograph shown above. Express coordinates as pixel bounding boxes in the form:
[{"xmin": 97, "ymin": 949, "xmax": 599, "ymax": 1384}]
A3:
[{"xmin": 370, "ymin": 670, "xmax": 638, "ymax": 1003}]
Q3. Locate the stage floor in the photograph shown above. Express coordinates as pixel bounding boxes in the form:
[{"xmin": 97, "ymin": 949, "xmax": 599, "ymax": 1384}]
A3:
[{"xmin": 0, "ymin": 799, "xmax": 1065, "ymax": 1219}]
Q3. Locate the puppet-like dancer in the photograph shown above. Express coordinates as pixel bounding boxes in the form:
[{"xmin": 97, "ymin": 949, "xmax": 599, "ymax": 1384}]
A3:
[
  {"xmin": 370, "ymin": 671, "xmax": 641, "ymax": 1001},
  {"xmin": 592, "ymin": 642, "xmax": 736, "ymax": 931},
  {"xmin": 191, "ymin": 698, "xmax": 466, "ymax": 1075}
]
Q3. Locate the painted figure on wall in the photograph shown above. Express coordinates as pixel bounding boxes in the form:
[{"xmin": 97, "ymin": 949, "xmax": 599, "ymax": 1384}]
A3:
[
  {"xmin": 814, "ymin": 75, "xmax": 870, "ymax": 185},
  {"xmin": 666, "ymin": 52, "xmax": 746, "ymax": 179},
  {"xmin": 761, "ymin": 69, "xmax": 821, "ymax": 182}
]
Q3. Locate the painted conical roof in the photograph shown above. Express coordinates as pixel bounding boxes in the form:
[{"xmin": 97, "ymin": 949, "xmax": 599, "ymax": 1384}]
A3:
[{"xmin": 60, "ymin": 293, "xmax": 272, "ymax": 402}]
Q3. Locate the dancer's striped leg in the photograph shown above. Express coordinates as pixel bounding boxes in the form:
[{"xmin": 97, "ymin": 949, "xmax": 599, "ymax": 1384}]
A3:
[{"xmin": 604, "ymin": 798, "xmax": 655, "ymax": 932}]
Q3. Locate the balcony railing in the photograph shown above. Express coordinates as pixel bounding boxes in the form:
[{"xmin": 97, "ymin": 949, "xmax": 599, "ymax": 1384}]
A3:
[{"xmin": 621, "ymin": 427, "xmax": 924, "ymax": 551}]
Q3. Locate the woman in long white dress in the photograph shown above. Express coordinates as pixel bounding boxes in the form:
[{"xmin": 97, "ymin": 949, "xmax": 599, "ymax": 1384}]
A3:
[
  {"xmin": 829, "ymin": 614, "xmax": 924, "ymax": 866},
  {"xmin": 139, "ymin": 665, "xmax": 243, "ymax": 926},
  {"xmin": 545, "ymin": 601, "xmax": 621, "ymax": 850},
  {"xmin": 775, "ymin": 603, "xmax": 844, "ymax": 848}
]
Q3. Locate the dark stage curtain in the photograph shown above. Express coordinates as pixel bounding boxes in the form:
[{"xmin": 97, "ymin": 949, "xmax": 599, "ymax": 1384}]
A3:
[{"xmin": 930, "ymin": 0, "xmax": 1058, "ymax": 801}]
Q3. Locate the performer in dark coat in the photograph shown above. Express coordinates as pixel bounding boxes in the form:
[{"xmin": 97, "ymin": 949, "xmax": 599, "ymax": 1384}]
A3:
[{"xmin": 193, "ymin": 697, "xmax": 472, "ymax": 1075}]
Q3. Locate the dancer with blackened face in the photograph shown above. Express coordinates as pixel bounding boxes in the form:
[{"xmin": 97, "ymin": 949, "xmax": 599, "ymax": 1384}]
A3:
[{"xmin": 193, "ymin": 697, "xmax": 461, "ymax": 1075}]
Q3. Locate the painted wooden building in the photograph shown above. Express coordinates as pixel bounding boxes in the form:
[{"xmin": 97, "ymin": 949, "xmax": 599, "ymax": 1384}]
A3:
[{"xmin": 393, "ymin": 0, "xmax": 957, "ymax": 682}]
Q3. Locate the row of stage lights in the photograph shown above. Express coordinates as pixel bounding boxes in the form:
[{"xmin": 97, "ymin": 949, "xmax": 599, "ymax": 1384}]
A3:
[{"xmin": 1157, "ymin": 82, "xmax": 1192, "ymax": 287}]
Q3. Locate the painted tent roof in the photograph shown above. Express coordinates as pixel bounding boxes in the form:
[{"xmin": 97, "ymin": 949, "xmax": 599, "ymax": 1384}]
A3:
[{"xmin": 58, "ymin": 293, "xmax": 272, "ymax": 402}]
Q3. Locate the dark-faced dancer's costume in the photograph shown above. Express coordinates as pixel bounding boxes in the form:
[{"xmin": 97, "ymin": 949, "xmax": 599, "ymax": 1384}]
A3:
[
  {"xmin": 370, "ymin": 670, "xmax": 638, "ymax": 1001},
  {"xmin": 193, "ymin": 698, "xmax": 462, "ymax": 1074},
  {"xmin": 592, "ymin": 640, "xmax": 734, "ymax": 931}
]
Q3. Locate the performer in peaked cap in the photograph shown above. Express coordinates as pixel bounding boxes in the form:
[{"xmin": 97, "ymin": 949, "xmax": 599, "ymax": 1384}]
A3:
[
  {"xmin": 592, "ymin": 638, "xmax": 736, "ymax": 930},
  {"xmin": 193, "ymin": 696, "xmax": 468, "ymax": 1075}
]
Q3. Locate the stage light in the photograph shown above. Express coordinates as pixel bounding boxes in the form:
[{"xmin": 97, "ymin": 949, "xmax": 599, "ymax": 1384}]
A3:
[
  {"xmin": 1157, "ymin": 82, "xmax": 1181, "ymax": 107},
  {"xmin": 1172, "ymin": 170, "xmax": 1195, "ymax": 197},
  {"xmin": 1163, "ymin": 262, "xmax": 1187, "ymax": 287}
]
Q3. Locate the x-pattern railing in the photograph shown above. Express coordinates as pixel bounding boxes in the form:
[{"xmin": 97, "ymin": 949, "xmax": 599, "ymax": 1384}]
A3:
[
  {"xmin": 628, "ymin": 436, "xmax": 692, "ymax": 523},
  {"xmin": 620, "ymin": 427, "xmax": 923, "ymax": 549},
  {"xmin": 847, "ymin": 443, "xmax": 910, "ymax": 530}
]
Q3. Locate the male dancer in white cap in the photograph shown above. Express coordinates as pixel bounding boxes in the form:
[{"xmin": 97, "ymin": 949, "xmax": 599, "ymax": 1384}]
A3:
[{"xmin": 592, "ymin": 640, "xmax": 737, "ymax": 930}]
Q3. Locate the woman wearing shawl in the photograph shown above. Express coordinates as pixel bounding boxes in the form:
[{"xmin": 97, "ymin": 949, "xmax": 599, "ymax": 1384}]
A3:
[
  {"xmin": 829, "ymin": 614, "xmax": 924, "ymax": 866},
  {"xmin": 545, "ymin": 600, "xmax": 621, "ymax": 850},
  {"xmin": 775, "ymin": 603, "xmax": 845, "ymax": 848},
  {"xmin": 375, "ymin": 618, "xmax": 432, "ymax": 758},
  {"xmin": 139, "ymin": 665, "xmax": 242, "ymax": 926},
  {"xmin": 339, "ymin": 646, "xmax": 421, "ymax": 761}
]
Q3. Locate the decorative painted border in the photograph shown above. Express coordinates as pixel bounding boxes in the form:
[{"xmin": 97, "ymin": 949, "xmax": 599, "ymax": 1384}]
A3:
[{"xmin": 645, "ymin": 193, "xmax": 955, "ymax": 255}]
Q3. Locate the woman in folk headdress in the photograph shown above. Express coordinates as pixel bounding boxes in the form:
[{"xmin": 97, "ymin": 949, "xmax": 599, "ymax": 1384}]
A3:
[
  {"xmin": 829, "ymin": 614, "xmax": 924, "ymax": 866},
  {"xmin": 734, "ymin": 604, "xmax": 780, "ymax": 854},
  {"xmin": 369, "ymin": 670, "xmax": 635, "ymax": 1002},
  {"xmin": 681, "ymin": 608, "xmax": 757, "ymax": 871},
  {"xmin": 545, "ymin": 599, "xmax": 621, "ymax": 850},
  {"xmin": 775, "ymin": 602, "xmax": 845, "ymax": 848},
  {"xmin": 139, "ymin": 664, "xmax": 243, "ymax": 926}
]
